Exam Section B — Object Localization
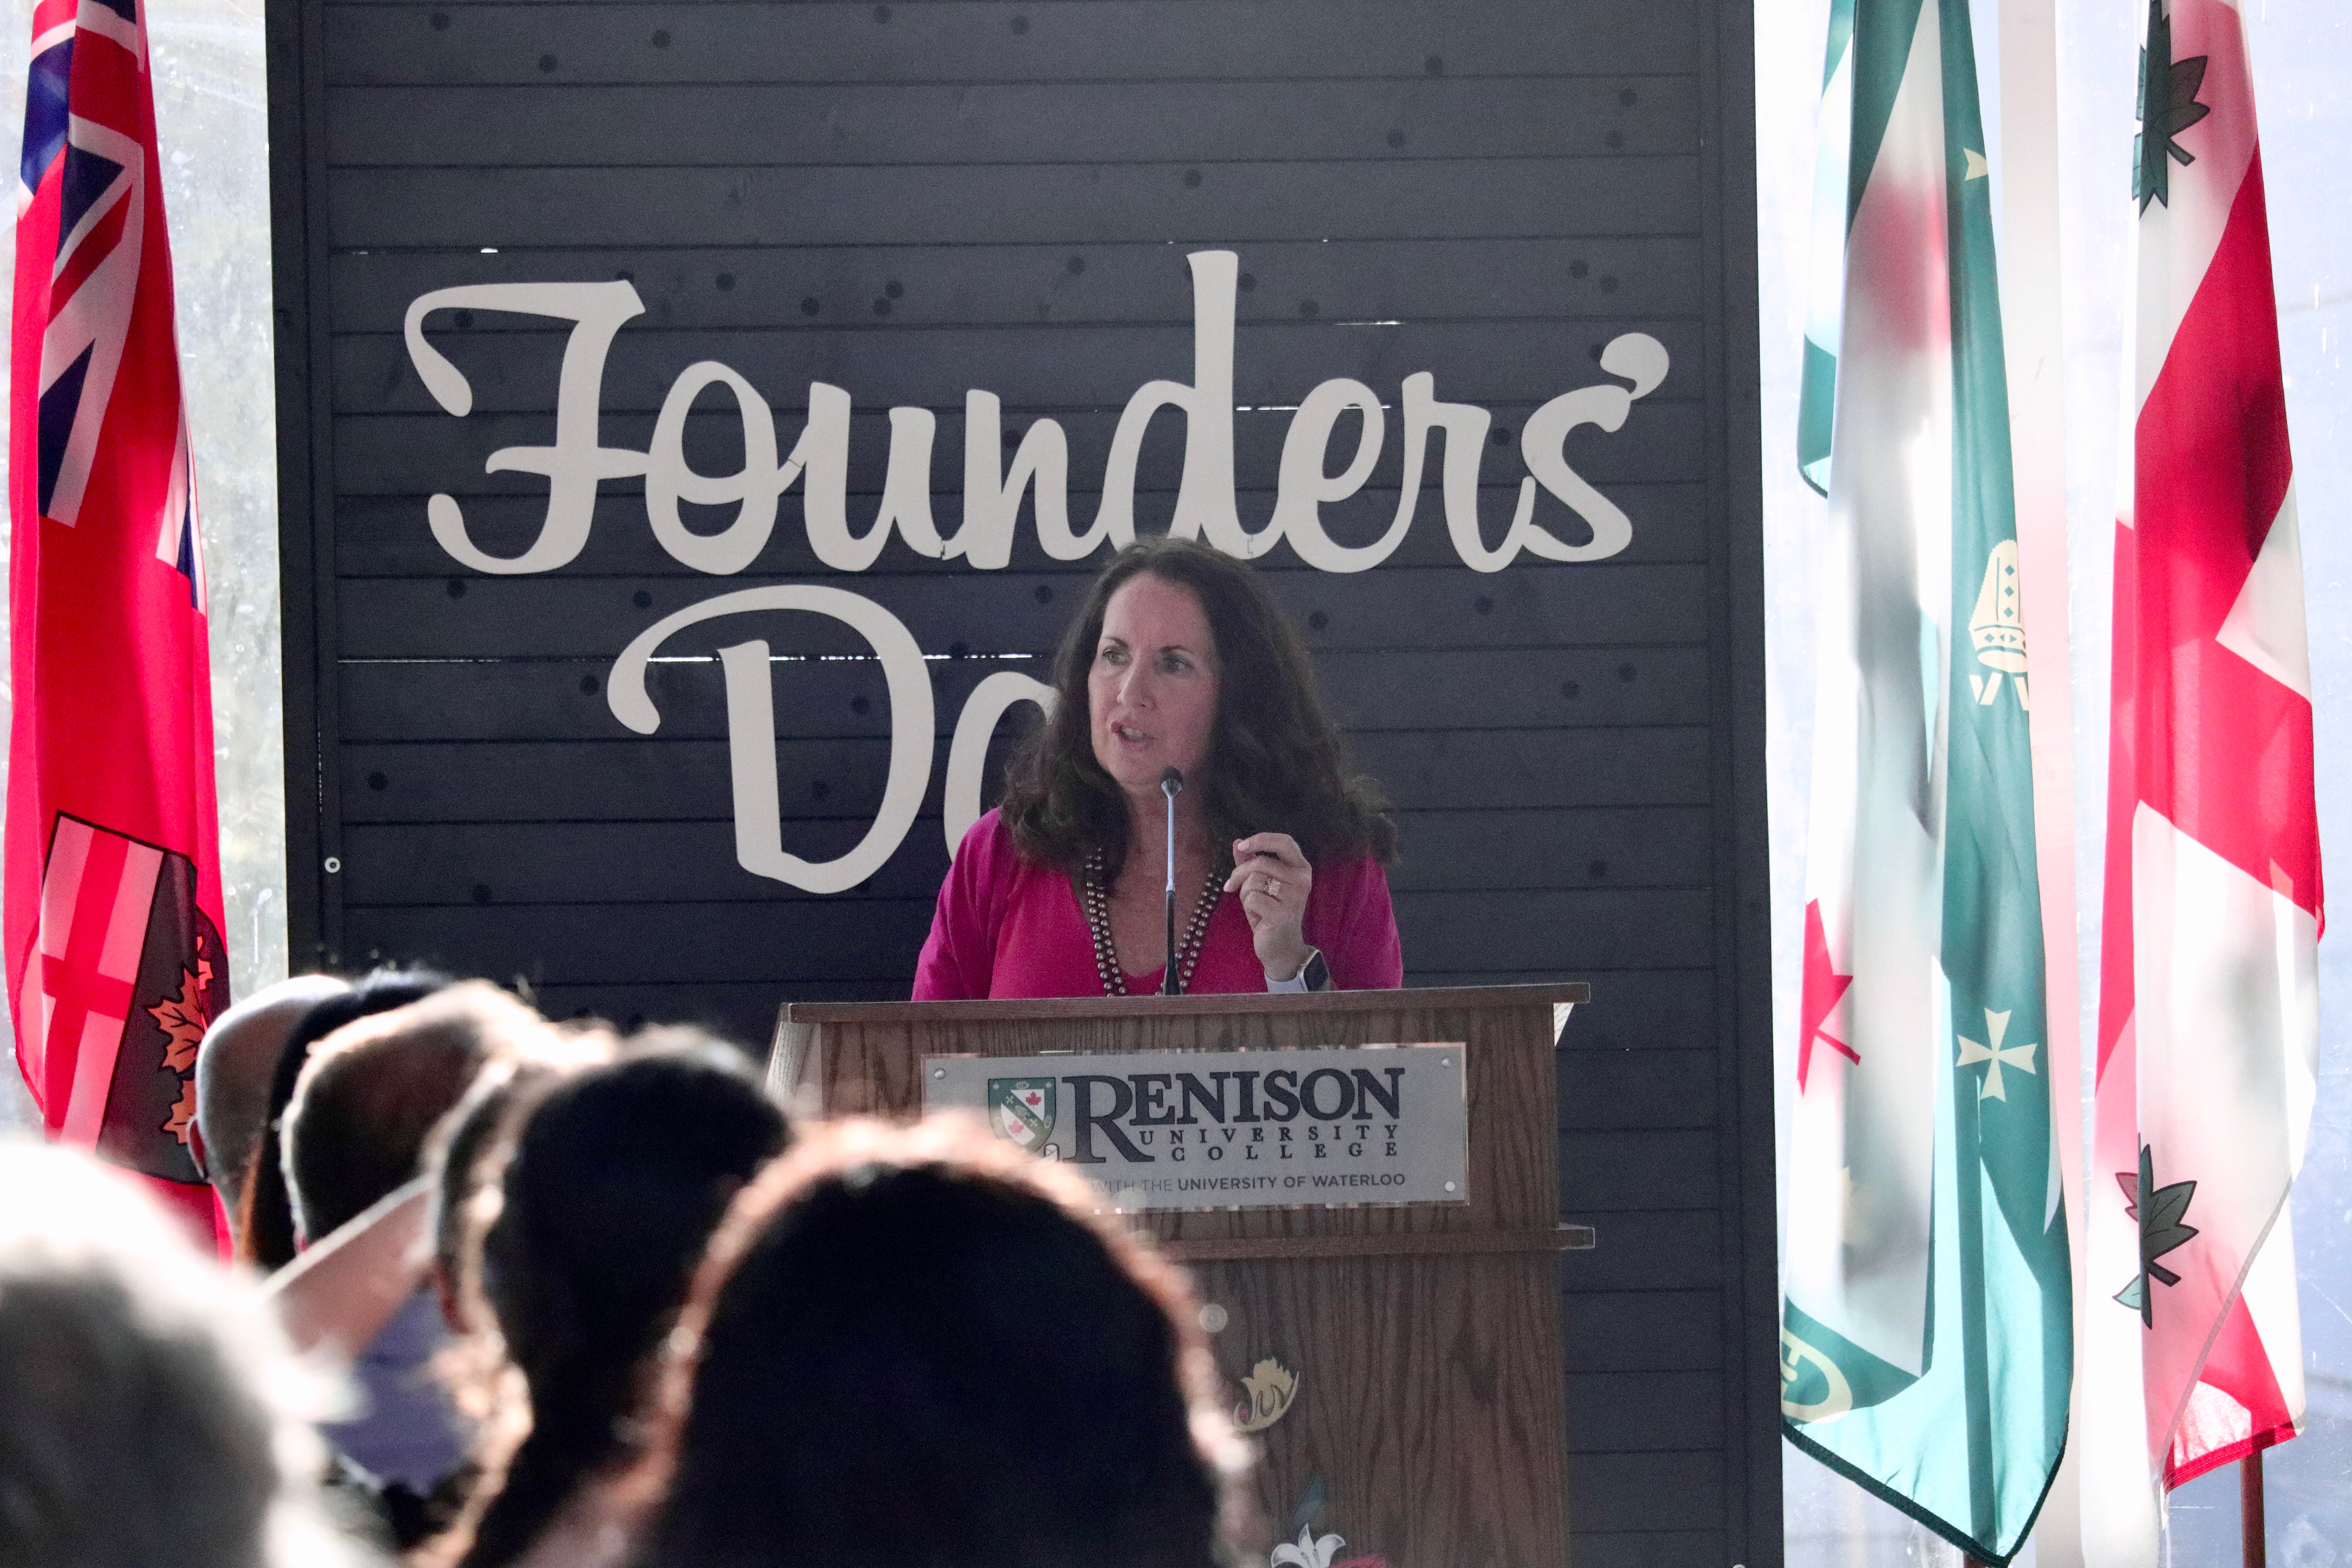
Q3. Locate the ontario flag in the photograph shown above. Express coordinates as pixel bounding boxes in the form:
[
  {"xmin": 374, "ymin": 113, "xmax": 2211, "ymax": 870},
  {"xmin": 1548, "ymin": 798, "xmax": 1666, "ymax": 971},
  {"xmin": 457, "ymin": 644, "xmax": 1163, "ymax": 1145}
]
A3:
[
  {"xmin": 1778, "ymin": 0, "xmax": 2071, "ymax": 1560},
  {"xmin": 2077, "ymin": 1, "xmax": 2321, "ymax": 1559},
  {"xmin": 6, "ymin": 0, "xmax": 229, "ymax": 1245}
]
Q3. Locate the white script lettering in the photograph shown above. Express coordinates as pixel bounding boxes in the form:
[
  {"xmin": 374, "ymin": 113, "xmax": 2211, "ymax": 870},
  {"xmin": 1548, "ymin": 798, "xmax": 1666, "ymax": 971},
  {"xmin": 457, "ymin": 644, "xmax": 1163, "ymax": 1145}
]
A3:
[
  {"xmin": 400, "ymin": 256, "xmax": 1675, "ymax": 892},
  {"xmin": 405, "ymin": 281, "xmax": 651, "ymax": 574},
  {"xmin": 607, "ymin": 588, "xmax": 934, "ymax": 893},
  {"xmin": 400, "ymin": 253, "xmax": 1669, "ymax": 579}
]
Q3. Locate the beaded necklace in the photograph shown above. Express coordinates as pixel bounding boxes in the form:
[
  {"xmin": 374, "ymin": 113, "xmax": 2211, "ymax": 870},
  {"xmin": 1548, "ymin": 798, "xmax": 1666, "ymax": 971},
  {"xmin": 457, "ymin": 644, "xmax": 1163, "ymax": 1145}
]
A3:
[{"xmin": 1081, "ymin": 847, "xmax": 1224, "ymax": 996}]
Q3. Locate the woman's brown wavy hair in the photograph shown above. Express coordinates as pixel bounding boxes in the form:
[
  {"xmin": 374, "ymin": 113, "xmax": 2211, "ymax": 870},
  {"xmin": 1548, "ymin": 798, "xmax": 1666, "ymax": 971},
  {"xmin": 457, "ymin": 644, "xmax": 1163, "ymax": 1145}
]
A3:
[{"xmin": 999, "ymin": 536, "xmax": 1397, "ymax": 882}]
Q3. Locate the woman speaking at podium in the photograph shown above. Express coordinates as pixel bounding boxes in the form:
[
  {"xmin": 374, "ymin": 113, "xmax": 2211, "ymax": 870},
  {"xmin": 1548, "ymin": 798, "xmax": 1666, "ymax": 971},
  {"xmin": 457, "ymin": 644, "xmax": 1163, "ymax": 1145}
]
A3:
[{"xmin": 914, "ymin": 538, "xmax": 1402, "ymax": 1000}]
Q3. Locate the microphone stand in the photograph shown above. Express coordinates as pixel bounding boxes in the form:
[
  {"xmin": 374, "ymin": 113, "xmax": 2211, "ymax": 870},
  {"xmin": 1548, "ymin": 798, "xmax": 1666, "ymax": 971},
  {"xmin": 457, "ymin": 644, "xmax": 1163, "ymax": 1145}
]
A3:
[{"xmin": 1159, "ymin": 767, "xmax": 1184, "ymax": 995}]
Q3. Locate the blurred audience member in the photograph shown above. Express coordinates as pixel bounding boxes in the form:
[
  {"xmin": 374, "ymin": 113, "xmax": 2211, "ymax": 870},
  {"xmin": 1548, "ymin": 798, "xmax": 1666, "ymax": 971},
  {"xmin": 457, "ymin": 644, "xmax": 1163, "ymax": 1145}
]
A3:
[
  {"xmin": 423, "ymin": 1039, "xmax": 608, "ymax": 1339},
  {"xmin": 0, "ymin": 1139, "xmax": 376, "ymax": 1568},
  {"xmin": 240, "ymin": 968, "xmax": 452, "ymax": 1272},
  {"xmin": 284, "ymin": 982, "xmax": 547, "ymax": 1249},
  {"xmin": 195, "ymin": 975, "xmax": 350, "ymax": 1246},
  {"xmin": 271, "ymin": 1021, "xmax": 596, "ymax": 1367},
  {"xmin": 284, "ymin": 982, "xmax": 554, "ymax": 1544},
  {"xmin": 432, "ymin": 1031, "xmax": 787, "ymax": 1568},
  {"xmin": 601, "ymin": 1116, "xmax": 1246, "ymax": 1568}
]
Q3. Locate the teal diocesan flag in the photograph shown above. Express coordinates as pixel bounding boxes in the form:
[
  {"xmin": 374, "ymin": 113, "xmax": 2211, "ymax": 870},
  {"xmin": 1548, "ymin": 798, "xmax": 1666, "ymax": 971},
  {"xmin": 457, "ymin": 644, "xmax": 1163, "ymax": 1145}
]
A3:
[{"xmin": 1779, "ymin": 0, "xmax": 2073, "ymax": 1560}]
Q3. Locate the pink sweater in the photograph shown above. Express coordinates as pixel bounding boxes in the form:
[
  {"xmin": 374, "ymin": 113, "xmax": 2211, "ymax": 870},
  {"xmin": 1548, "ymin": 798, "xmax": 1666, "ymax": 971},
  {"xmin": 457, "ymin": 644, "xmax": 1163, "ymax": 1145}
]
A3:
[{"xmin": 912, "ymin": 809, "xmax": 1403, "ymax": 1000}]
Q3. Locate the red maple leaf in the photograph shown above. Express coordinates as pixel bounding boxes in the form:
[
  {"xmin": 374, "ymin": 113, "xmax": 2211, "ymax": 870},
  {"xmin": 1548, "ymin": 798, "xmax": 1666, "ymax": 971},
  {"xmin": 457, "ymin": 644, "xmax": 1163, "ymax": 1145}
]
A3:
[{"xmin": 1798, "ymin": 899, "xmax": 1859, "ymax": 1091}]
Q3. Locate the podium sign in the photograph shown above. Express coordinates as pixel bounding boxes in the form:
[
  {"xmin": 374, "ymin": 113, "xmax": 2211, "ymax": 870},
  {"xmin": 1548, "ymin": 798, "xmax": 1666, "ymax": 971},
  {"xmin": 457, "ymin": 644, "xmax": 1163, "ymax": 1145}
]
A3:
[{"xmin": 923, "ymin": 1043, "xmax": 1470, "ymax": 1209}]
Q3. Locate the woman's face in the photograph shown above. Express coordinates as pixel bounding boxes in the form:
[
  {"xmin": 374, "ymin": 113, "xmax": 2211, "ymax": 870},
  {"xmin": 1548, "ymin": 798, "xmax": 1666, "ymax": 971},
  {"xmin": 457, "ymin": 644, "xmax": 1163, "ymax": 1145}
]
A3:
[{"xmin": 1088, "ymin": 572, "xmax": 1221, "ymax": 798}]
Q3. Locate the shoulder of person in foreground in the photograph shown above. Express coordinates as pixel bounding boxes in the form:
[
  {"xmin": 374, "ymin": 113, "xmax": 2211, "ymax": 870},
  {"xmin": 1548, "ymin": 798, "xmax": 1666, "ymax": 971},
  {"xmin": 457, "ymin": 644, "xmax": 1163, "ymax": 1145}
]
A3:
[
  {"xmin": 912, "ymin": 809, "xmax": 1021, "ymax": 1001},
  {"xmin": 266, "ymin": 1175, "xmax": 436, "ymax": 1358}
]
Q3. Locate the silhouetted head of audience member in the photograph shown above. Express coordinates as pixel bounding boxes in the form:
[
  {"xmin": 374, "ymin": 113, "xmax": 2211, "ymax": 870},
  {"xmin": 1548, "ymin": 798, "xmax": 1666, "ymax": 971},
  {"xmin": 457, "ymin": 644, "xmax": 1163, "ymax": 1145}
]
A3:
[
  {"xmin": 195, "ymin": 974, "xmax": 350, "ymax": 1242},
  {"xmin": 434, "ymin": 1031, "xmax": 787, "ymax": 1568},
  {"xmin": 423, "ymin": 1042, "xmax": 604, "ymax": 1340},
  {"xmin": 627, "ymin": 1117, "xmax": 1245, "ymax": 1568},
  {"xmin": 283, "ymin": 982, "xmax": 550, "ymax": 1249},
  {"xmin": 0, "ymin": 1140, "xmax": 371, "ymax": 1568},
  {"xmin": 241, "ymin": 968, "xmax": 453, "ymax": 1270}
]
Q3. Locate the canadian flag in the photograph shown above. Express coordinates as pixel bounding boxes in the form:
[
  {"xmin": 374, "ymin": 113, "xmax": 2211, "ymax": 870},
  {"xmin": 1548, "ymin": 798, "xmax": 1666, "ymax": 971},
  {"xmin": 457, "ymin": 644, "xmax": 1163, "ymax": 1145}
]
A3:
[{"xmin": 2080, "ymin": 0, "xmax": 2321, "ymax": 1559}]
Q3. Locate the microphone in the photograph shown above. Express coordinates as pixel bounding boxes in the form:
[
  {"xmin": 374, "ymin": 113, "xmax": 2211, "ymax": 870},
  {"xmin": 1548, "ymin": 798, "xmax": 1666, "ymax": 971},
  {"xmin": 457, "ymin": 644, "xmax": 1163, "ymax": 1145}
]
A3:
[{"xmin": 1159, "ymin": 767, "xmax": 1184, "ymax": 996}]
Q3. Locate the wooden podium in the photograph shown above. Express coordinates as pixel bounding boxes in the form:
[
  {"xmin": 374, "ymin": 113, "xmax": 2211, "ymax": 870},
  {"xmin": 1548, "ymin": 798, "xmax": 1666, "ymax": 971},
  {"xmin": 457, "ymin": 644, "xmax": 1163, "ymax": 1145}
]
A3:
[{"xmin": 770, "ymin": 983, "xmax": 1592, "ymax": 1568}]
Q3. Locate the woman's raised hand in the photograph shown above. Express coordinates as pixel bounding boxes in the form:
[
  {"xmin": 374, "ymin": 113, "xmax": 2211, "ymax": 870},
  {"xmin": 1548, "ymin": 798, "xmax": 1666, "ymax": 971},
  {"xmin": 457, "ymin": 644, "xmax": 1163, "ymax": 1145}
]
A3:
[{"xmin": 1226, "ymin": 832, "xmax": 1315, "ymax": 983}]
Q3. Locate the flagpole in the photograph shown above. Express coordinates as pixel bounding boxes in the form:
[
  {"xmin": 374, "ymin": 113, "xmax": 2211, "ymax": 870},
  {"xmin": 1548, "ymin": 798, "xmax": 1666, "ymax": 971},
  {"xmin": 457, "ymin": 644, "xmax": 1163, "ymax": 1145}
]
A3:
[{"xmin": 2240, "ymin": 1451, "xmax": 2266, "ymax": 1568}]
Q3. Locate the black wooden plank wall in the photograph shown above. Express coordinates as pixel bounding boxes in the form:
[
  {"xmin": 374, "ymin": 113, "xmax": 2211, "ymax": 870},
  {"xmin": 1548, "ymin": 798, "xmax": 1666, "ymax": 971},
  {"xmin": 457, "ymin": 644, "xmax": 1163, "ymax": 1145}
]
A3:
[{"xmin": 266, "ymin": 2, "xmax": 1774, "ymax": 1565}]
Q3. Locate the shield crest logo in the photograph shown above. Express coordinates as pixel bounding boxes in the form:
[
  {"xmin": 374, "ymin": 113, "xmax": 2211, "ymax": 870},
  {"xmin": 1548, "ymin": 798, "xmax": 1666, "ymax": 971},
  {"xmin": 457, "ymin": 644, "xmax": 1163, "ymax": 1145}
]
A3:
[{"xmin": 988, "ymin": 1077, "xmax": 1057, "ymax": 1152}]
